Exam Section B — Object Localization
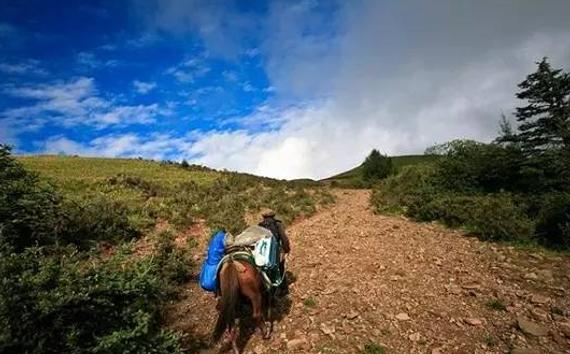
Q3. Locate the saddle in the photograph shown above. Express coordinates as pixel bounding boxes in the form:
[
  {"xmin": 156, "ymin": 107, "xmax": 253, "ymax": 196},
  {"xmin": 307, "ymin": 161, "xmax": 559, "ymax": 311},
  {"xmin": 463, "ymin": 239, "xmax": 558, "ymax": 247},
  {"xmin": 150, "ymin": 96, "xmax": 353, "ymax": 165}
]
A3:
[{"xmin": 217, "ymin": 246, "xmax": 285, "ymax": 291}]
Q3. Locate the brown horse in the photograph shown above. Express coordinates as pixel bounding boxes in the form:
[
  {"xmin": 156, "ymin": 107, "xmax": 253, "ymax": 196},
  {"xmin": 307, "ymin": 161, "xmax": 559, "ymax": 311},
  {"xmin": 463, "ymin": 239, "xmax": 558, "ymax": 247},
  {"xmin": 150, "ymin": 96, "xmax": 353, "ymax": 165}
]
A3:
[{"xmin": 212, "ymin": 259, "xmax": 272, "ymax": 354}]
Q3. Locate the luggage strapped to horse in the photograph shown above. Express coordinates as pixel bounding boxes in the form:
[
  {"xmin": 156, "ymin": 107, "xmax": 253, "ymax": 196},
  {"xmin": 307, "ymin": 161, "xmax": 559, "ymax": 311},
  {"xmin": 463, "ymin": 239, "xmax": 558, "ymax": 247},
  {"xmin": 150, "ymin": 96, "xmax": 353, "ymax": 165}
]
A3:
[
  {"xmin": 200, "ymin": 226, "xmax": 285, "ymax": 293},
  {"xmin": 218, "ymin": 242, "xmax": 285, "ymax": 291}
]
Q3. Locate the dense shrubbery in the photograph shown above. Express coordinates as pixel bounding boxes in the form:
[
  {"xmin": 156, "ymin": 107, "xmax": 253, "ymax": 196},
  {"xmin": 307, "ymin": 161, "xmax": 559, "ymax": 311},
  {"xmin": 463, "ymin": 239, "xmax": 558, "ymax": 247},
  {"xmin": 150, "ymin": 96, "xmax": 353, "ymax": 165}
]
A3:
[
  {"xmin": 372, "ymin": 59, "xmax": 570, "ymax": 249},
  {"xmin": 362, "ymin": 149, "xmax": 394, "ymax": 182},
  {"xmin": 0, "ymin": 145, "xmax": 189, "ymax": 353},
  {"xmin": 1, "ymin": 146, "xmax": 142, "ymax": 252},
  {"xmin": 0, "ymin": 245, "xmax": 182, "ymax": 354},
  {"xmin": 1, "ymin": 144, "xmax": 334, "ymax": 352}
]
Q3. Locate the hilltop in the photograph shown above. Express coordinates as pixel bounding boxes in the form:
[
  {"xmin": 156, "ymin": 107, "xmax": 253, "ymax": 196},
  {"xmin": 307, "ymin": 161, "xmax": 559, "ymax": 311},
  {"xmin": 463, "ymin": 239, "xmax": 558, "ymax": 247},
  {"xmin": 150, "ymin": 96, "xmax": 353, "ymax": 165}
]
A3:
[{"xmin": 321, "ymin": 154, "xmax": 437, "ymax": 186}]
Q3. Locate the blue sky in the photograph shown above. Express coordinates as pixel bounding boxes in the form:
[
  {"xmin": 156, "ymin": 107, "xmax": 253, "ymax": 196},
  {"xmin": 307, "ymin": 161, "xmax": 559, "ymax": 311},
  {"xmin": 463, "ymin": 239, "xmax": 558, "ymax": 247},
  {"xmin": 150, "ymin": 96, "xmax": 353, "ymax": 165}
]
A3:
[{"xmin": 1, "ymin": 1, "xmax": 570, "ymax": 179}]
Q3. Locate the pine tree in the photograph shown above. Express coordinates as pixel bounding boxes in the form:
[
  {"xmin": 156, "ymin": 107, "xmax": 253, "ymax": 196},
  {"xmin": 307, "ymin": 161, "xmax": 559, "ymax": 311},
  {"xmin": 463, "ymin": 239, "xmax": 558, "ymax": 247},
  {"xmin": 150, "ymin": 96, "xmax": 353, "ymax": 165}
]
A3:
[
  {"xmin": 362, "ymin": 149, "xmax": 393, "ymax": 181},
  {"xmin": 510, "ymin": 58, "xmax": 570, "ymax": 155}
]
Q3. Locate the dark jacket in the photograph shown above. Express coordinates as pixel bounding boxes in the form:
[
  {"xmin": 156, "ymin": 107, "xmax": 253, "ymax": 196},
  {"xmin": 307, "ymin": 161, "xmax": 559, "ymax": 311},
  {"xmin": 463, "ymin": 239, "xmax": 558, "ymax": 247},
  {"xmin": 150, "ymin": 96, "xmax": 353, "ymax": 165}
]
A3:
[{"xmin": 259, "ymin": 217, "xmax": 291, "ymax": 254}]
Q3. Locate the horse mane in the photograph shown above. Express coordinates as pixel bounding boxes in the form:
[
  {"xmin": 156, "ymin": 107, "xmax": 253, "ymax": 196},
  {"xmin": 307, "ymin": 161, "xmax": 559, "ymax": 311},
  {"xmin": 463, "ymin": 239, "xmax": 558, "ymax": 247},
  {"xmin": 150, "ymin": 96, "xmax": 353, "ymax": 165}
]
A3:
[{"xmin": 212, "ymin": 261, "xmax": 240, "ymax": 341}]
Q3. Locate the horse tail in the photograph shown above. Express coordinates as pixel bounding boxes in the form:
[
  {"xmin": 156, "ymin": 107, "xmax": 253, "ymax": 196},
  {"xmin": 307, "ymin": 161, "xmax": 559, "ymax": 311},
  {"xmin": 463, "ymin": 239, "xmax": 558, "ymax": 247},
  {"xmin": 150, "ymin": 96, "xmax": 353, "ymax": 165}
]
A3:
[{"xmin": 213, "ymin": 261, "xmax": 239, "ymax": 341}]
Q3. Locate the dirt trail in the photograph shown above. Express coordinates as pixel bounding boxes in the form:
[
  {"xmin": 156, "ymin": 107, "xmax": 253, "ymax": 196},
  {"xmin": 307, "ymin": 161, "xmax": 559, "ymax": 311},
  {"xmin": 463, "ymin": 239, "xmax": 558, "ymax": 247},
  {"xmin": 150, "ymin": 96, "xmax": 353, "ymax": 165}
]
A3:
[{"xmin": 165, "ymin": 190, "xmax": 570, "ymax": 354}]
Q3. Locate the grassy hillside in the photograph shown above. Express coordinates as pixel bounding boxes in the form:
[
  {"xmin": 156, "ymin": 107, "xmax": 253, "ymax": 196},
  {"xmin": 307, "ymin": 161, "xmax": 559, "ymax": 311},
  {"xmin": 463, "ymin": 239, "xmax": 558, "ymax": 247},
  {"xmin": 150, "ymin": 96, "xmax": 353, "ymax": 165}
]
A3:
[
  {"xmin": 3, "ymin": 151, "xmax": 336, "ymax": 353},
  {"xmin": 18, "ymin": 155, "xmax": 220, "ymax": 187},
  {"xmin": 17, "ymin": 155, "xmax": 334, "ymax": 233},
  {"xmin": 322, "ymin": 154, "xmax": 437, "ymax": 186}
]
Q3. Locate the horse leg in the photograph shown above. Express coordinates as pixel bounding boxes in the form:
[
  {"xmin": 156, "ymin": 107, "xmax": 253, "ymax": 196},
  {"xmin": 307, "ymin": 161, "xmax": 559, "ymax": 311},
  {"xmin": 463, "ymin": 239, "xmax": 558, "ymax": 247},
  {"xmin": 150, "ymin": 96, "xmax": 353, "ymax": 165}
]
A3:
[
  {"xmin": 250, "ymin": 290, "xmax": 270, "ymax": 339},
  {"xmin": 229, "ymin": 325, "xmax": 239, "ymax": 354},
  {"xmin": 267, "ymin": 291, "xmax": 273, "ymax": 337}
]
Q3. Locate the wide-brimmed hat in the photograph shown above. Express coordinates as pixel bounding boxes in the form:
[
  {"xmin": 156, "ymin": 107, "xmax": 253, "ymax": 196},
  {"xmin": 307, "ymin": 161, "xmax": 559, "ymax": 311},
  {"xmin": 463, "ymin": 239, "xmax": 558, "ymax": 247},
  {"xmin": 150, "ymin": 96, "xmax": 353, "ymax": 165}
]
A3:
[{"xmin": 260, "ymin": 208, "xmax": 276, "ymax": 218}]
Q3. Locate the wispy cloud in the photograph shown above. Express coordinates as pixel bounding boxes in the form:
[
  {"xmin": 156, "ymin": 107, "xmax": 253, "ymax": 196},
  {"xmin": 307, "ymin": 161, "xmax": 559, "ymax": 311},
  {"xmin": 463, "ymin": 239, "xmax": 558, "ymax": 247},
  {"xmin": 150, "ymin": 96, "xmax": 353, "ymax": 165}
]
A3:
[
  {"xmin": 2, "ymin": 77, "xmax": 165, "ymax": 129},
  {"xmin": 127, "ymin": 32, "xmax": 160, "ymax": 48},
  {"xmin": 166, "ymin": 55, "xmax": 211, "ymax": 83},
  {"xmin": 41, "ymin": 133, "xmax": 192, "ymax": 161},
  {"xmin": 133, "ymin": 80, "xmax": 157, "ymax": 94},
  {"xmin": 0, "ymin": 59, "xmax": 48, "ymax": 76},
  {"xmin": 76, "ymin": 52, "xmax": 119, "ymax": 69}
]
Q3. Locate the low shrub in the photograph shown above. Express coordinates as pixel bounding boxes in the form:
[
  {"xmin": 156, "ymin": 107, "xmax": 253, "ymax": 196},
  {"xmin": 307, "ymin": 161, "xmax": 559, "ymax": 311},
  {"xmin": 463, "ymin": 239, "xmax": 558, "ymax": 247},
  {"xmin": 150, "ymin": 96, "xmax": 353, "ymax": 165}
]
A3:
[
  {"xmin": 0, "ymin": 145, "xmax": 61, "ymax": 251},
  {"xmin": 0, "ymin": 244, "xmax": 180, "ymax": 354},
  {"xmin": 535, "ymin": 193, "xmax": 570, "ymax": 249},
  {"xmin": 413, "ymin": 194, "xmax": 534, "ymax": 242},
  {"xmin": 371, "ymin": 164, "xmax": 437, "ymax": 214},
  {"xmin": 153, "ymin": 230, "xmax": 192, "ymax": 284},
  {"xmin": 58, "ymin": 196, "xmax": 141, "ymax": 250}
]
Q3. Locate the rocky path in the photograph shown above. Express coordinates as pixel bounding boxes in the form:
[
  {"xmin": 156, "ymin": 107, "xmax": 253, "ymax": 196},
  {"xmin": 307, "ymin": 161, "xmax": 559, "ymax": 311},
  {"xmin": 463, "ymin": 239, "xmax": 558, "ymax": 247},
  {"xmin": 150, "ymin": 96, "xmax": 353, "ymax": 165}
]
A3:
[{"xmin": 165, "ymin": 190, "xmax": 570, "ymax": 354}]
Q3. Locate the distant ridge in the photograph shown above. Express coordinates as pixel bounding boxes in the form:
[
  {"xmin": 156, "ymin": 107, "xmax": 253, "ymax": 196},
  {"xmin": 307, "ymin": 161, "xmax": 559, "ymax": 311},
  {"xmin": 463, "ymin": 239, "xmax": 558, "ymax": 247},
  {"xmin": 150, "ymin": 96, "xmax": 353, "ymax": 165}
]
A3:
[{"xmin": 321, "ymin": 154, "xmax": 436, "ymax": 183}]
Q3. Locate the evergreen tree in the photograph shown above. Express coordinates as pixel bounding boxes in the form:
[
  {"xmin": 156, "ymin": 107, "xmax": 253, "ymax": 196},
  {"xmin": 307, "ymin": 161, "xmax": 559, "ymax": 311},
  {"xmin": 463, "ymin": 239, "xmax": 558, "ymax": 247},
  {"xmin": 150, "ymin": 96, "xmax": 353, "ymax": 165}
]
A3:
[
  {"xmin": 362, "ymin": 149, "xmax": 393, "ymax": 181},
  {"xmin": 506, "ymin": 58, "xmax": 570, "ymax": 155}
]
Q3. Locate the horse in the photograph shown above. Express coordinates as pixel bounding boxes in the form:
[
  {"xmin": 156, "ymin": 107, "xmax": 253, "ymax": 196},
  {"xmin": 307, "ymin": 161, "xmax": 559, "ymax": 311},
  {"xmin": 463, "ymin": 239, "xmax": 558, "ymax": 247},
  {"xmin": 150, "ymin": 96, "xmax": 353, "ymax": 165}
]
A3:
[{"xmin": 212, "ymin": 258, "xmax": 273, "ymax": 354}]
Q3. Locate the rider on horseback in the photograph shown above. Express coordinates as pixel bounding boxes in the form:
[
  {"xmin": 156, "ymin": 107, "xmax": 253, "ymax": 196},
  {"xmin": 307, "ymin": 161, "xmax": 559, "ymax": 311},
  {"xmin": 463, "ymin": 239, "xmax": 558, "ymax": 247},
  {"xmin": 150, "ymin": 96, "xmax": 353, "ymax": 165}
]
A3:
[{"xmin": 258, "ymin": 209, "xmax": 290, "ymax": 295}]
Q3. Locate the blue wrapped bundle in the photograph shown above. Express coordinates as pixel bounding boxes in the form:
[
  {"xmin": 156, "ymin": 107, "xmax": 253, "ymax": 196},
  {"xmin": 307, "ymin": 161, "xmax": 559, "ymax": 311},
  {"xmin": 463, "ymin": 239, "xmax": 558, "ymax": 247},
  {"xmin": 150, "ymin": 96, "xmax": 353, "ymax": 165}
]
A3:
[{"xmin": 199, "ymin": 230, "xmax": 226, "ymax": 292}]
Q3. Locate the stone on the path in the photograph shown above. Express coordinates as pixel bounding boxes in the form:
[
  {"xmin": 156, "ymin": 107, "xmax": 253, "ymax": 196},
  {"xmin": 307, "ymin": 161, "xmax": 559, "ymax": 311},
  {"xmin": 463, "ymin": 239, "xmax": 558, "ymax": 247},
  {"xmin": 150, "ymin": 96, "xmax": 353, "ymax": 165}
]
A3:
[
  {"xmin": 517, "ymin": 317, "xmax": 548, "ymax": 336},
  {"xmin": 511, "ymin": 347, "xmax": 540, "ymax": 354},
  {"xmin": 395, "ymin": 312, "xmax": 410, "ymax": 321},
  {"xmin": 446, "ymin": 284, "xmax": 462, "ymax": 295},
  {"xmin": 286, "ymin": 337, "xmax": 307, "ymax": 350},
  {"xmin": 530, "ymin": 308, "xmax": 548, "ymax": 322},
  {"xmin": 551, "ymin": 331, "xmax": 567, "ymax": 345},
  {"xmin": 464, "ymin": 318, "xmax": 483, "ymax": 326},
  {"xmin": 530, "ymin": 294, "xmax": 550, "ymax": 304},
  {"xmin": 537, "ymin": 269, "xmax": 554, "ymax": 281},
  {"xmin": 559, "ymin": 321, "xmax": 570, "ymax": 338},
  {"xmin": 320, "ymin": 322, "xmax": 335, "ymax": 335},
  {"xmin": 462, "ymin": 283, "xmax": 482, "ymax": 291},
  {"xmin": 346, "ymin": 310, "xmax": 359, "ymax": 320},
  {"xmin": 523, "ymin": 272, "xmax": 538, "ymax": 280},
  {"xmin": 529, "ymin": 253, "xmax": 543, "ymax": 261},
  {"xmin": 408, "ymin": 332, "xmax": 421, "ymax": 341}
]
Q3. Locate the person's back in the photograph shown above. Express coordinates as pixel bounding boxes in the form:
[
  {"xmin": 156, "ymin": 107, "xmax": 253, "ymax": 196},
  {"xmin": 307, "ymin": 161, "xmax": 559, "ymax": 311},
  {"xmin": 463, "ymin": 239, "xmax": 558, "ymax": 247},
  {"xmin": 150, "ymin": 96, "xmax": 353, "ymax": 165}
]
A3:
[{"xmin": 258, "ymin": 209, "xmax": 290, "ymax": 294}]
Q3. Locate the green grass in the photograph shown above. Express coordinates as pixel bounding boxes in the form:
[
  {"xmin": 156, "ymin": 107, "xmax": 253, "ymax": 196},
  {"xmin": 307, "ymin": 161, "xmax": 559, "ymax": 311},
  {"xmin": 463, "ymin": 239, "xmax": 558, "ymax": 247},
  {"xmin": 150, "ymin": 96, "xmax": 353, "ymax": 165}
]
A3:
[
  {"xmin": 16, "ymin": 155, "xmax": 335, "ymax": 234},
  {"xmin": 18, "ymin": 155, "xmax": 220, "ymax": 189},
  {"xmin": 486, "ymin": 298, "xmax": 506, "ymax": 311},
  {"xmin": 360, "ymin": 342, "xmax": 386, "ymax": 354},
  {"xmin": 321, "ymin": 154, "xmax": 436, "ymax": 187},
  {"xmin": 303, "ymin": 297, "xmax": 317, "ymax": 308}
]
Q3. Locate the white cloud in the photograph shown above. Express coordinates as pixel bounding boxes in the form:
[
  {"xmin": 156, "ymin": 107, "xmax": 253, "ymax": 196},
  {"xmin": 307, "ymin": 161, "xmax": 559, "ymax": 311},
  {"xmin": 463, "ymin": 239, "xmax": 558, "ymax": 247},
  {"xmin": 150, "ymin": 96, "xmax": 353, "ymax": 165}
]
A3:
[
  {"xmin": 2, "ymin": 77, "xmax": 165, "ymax": 130},
  {"xmin": 30, "ymin": 1, "xmax": 570, "ymax": 181},
  {"xmin": 166, "ymin": 55, "xmax": 211, "ymax": 83},
  {"xmin": 0, "ymin": 59, "xmax": 48, "ymax": 76},
  {"xmin": 203, "ymin": 1, "xmax": 570, "ymax": 179},
  {"xmin": 76, "ymin": 52, "xmax": 119, "ymax": 69},
  {"xmin": 133, "ymin": 80, "xmax": 156, "ymax": 94},
  {"xmin": 41, "ymin": 133, "xmax": 190, "ymax": 161}
]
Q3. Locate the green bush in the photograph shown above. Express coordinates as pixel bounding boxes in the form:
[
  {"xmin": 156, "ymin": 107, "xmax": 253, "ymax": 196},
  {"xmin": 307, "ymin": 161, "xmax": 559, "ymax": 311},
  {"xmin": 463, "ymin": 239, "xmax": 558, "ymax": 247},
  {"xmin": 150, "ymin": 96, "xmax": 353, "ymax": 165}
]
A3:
[
  {"xmin": 0, "ymin": 244, "xmax": 180, "ymax": 354},
  {"xmin": 429, "ymin": 140, "xmax": 525, "ymax": 193},
  {"xmin": 371, "ymin": 164, "xmax": 437, "ymax": 214},
  {"xmin": 58, "ymin": 196, "xmax": 141, "ymax": 250},
  {"xmin": 0, "ymin": 145, "xmax": 61, "ymax": 251},
  {"xmin": 362, "ymin": 149, "xmax": 393, "ymax": 182},
  {"xmin": 372, "ymin": 164, "xmax": 534, "ymax": 243},
  {"xmin": 1, "ymin": 146, "xmax": 142, "ymax": 251},
  {"xmin": 413, "ymin": 194, "xmax": 533, "ymax": 242},
  {"xmin": 536, "ymin": 193, "xmax": 570, "ymax": 249},
  {"xmin": 153, "ymin": 230, "xmax": 192, "ymax": 284}
]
